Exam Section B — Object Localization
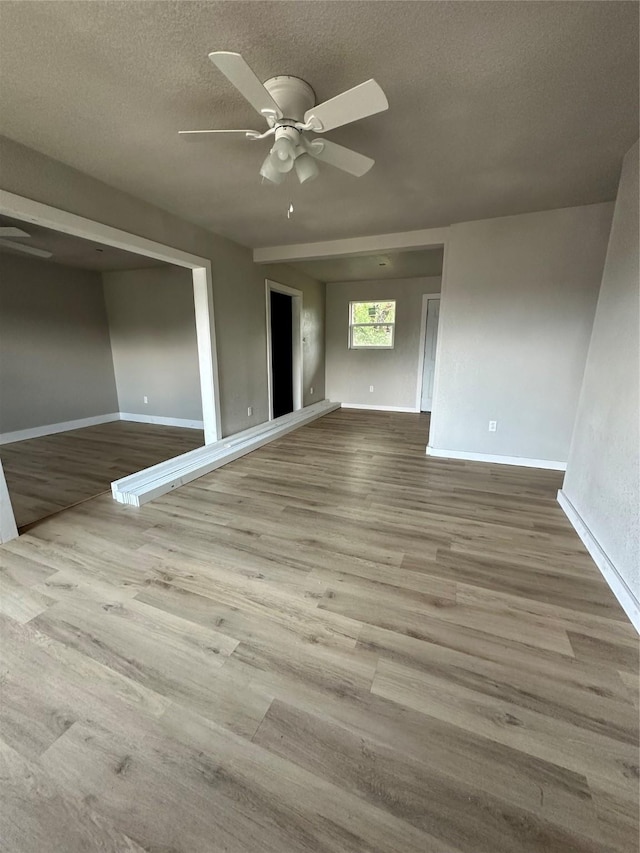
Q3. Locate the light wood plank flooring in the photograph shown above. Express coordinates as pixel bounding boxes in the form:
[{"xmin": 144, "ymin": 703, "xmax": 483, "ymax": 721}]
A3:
[
  {"xmin": 1, "ymin": 421, "xmax": 204, "ymax": 528},
  {"xmin": 0, "ymin": 409, "xmax": 637, "ymax": 853}
]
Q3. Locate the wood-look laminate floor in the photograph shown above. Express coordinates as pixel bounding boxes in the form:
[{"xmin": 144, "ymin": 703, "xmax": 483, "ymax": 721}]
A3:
[
  {"xmin": 1, "ymin": 409, "xmax": 638, "ymax": 853},
  {"xmin": 1, "ymin": 421, "xmax": 204, "ymax": 528}
]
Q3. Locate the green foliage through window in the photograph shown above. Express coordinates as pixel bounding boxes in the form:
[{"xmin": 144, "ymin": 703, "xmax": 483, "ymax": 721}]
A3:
[{"xmin": 349, "ymin": 301, "xmax": 396, "ymax": 348}]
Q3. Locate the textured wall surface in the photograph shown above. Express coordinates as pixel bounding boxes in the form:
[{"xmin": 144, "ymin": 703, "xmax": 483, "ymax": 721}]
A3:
[
  {"xmin": 563, "ymin": 142, "xmax": 639, "ymax": 604},
  {"xmin": 0, "ymin": 138, "xmax": 325, "ymax": 437},
  {"xmin": 429, "ymin": 203, "xmax": 613, "ymax": 462},
  {"xmin": 0, "ymin": 253, "xmax": 118, "ymax": 432},
  {"xmin": 103, "ymin": 266, "xmax": 203, "ymax": 422},
  {"xmin": 326, "ymin": 277, "xmax": 441, "ymax": 409}
]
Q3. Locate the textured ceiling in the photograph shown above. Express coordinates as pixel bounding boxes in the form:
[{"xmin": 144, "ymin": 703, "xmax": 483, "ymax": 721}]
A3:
[
  {"xmin": 0, "ymin": 214, "xmax": 165, "ymax": 271},
  {"xmin": 291, "ymin": 248, "xmax": 443, "ymax": 283},
  {"xmin": 0, "ymin": 1, "xmax": 637, "ymax": 249}
]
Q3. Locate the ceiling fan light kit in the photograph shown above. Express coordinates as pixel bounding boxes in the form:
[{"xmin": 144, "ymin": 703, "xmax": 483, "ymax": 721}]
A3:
[
  {"xmin": 179, "ymin": 51, "xmax": 388, "ymax": 186},
  {"xmin": 294, "ymin": 152, "xmax": 320, "ymax": 184},
  {"xmin": 259, "ymin": 154, "xmax": 286, "ymax": 185}
]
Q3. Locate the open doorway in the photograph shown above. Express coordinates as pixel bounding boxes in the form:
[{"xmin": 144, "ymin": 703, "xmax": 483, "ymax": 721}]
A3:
[
  {"xmin": 270, "ymin": 291, "xmax": 294, "ymax": 418},
  {"xmin": 0, "ymin": 189, "xmax": 221, "ymax": 542},
  {"xmin": 265, "ymin": 280, "xmax": 303, "ymax": 420},
  {"xmin": 281, "ymin": 247, "xmax": 444, "ymax": 415},
  {"xmin": 0, "ymin": 222, "xmax": 205, "ymax": 530}
]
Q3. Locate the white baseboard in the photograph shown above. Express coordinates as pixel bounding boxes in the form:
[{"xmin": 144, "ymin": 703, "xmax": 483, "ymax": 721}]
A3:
[
  {"xmin": 119, "ymin": 413, "xmax": 204, "ymax": 430},
  {"xmin": 341, "ymin": 403, "xmax": 420, "ymax": 413},
  {"xmin": 426, "ymin": 445, "xmax": 567, "ymax": 471},
  {"xmin": 557, "ymin": 490, "xmax": 639, "ymax": 632},
  {"xmin": 0, "ymin": 412, "xmax": 205, "ymax": 445},
  {"xmin": 0, "ymin": 413, "xmax": 120, "ymax": 445},
  {"xmin": 112, "ymin": 400, "xmax": 340, "ymax": 507}
]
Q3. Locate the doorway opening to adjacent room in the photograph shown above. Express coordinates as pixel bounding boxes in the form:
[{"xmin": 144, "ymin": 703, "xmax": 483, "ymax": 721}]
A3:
[
  {"xmin": 0, "ymin": 189, "xmax": 221, "ymax": 542},
  {"xmin": 416, "ymin": 293, "xmax": 442, "ymax": 413},
  {"xmin": 259, "ymin": 237, "xmax": 446, "ymax": 422},
  {"xmin": 265, "ymin": 280, "xmax": 303, "ymax": 420}
]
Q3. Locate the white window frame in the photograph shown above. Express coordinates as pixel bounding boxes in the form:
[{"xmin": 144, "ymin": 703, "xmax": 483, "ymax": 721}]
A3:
[{"xmin": 348, "ymin": 300, "xmax": 396, "ymax": 350}]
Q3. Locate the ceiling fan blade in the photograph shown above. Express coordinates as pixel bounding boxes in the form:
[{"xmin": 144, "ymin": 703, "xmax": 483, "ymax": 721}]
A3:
[
  {"xmin": 0, "ymin": 238, "xmax": 52, "ymax": 258},
  {"xmin": 208, "ymin": 51, "xmax": 282, "ymax": 120},
  {"xmin": 308, "ymin": 139, "xmax": 374, "ymax": 177},
  {"xmin": 0, "ymin": 226, "xmax": 30, "ymax": 238},
  {"xmin": 304, "ymin": 79, "xmax": 388, "ymax": 132},
  {"xmin": 179, "ymin": 129, "xmax": 261, "ymax": 141}
]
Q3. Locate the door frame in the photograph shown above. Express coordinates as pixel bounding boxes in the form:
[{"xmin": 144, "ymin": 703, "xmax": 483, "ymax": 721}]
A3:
[
  {"xmin": 415, "ymin": 292, "xmax": 442, "ymax": 412},
  {"xmin": 265, "ymin": 279, "xmax": 303, "ymax": 421}
]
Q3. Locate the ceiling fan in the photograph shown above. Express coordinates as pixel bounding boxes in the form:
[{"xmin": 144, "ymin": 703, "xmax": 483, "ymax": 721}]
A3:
[
  {"xmin": 179, "ymin": 51, "xmax": 389, "ymax": 184},
  {"xmin": 0, "ymin": 226, "xmax": 52, "ymax": 258}
]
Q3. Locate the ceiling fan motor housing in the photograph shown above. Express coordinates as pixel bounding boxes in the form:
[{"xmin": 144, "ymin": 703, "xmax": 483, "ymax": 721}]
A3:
[{"xmin": 263, "ymin": 75, "xmax": 316, "ymax": 123}]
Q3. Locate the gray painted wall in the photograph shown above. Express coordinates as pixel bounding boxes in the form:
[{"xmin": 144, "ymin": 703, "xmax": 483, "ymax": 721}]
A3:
[
  {"xmin": 563, "ymin": 142, "xmax": 639, "ymax": 604},
  {"xmin": 429, "ymin": 203, "xmax": 614, "ymax": 462},
  {"xmin": 326, "ymin": 277, "xmax": 441, "ymax": 409},
  {"xmin": 0, "ymin": 252, "xmax": 118, "ymax": 433},
  {"xmin": 102, "ymin": 267, "xmax": 203, "ymax": 422},
  {"xmin": 0, "ymin": 137, "xmax": 325, "ymax": 438}
]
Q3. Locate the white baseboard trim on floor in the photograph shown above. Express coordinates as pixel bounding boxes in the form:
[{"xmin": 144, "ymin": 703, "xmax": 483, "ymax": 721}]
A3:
[
  {"xmin": 112, "ymin": 400, "xmax": 340, "ymax": 508},
  {"xmin": 557, "ymin": 489, "xmax": 639, "ymax": 633},
  {"xmin": 119, "ymin": 413, "xmax": 204, "ymax": 430},
  {"xmin": 426, "ymin": 445, "xmax": 567, "ymax": 471},
  {"xmin": 0, "ymin": 413, "xmax": 121, "ymax": 445},
  {"xmin": 342, "ymin": 403, "xmax": 420, "ymax": 413},
  {"xmin": 0, "ymin": 412, "xmax": 205, "ymax": 445}
]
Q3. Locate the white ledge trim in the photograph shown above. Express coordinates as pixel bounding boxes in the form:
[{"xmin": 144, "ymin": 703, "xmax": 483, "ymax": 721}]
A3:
[
  {"xmin": 112, "ymin": 400, "xmax": 340, "ymax": 507},
  {"xmin": 558, "ymin": 490, "xmax": 639, "ymax": 633},
  {"xmin": 426, "ymin": 445, "xmax": 567, "ymax": 471},
  {"xmin": 253, "ymin": 226, "xmax": 449, "ymax": 264},
  {"xmin": 342, "ymin": 403, "xmax": 420, "ymax": 413},
  {"xmin": 0, "ymin": 189, "xmax": 210, "ymax": 268}
]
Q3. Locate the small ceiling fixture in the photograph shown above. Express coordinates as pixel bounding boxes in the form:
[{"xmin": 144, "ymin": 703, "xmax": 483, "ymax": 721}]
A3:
[
  {"xmin": 179, "ymin": 51, "xmax": 389, "ymax": 185},
  {"xmin": 0, "ymin": 225, "xmax": 52, "ymax": 258}
]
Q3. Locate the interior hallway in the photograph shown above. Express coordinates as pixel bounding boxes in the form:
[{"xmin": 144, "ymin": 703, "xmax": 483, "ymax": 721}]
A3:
[
  {"xmin": 1, "ymin": 421, "xmax": 204, "ymax": 528},
  {"xmin": 0, "ymin": 409, "xmax": 637, "ymax": 853}
]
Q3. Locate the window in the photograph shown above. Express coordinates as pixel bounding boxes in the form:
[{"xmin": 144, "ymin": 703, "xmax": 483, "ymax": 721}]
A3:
[{"xmin": 349, "ymin": 300, "xmax": 396, "ymax": 349}]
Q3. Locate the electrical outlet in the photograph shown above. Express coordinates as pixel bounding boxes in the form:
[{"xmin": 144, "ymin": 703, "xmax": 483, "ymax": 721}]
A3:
[
  {"xmin": 369, "ymin": 385, "xmax": 374, "ymax": 393},
  {"xmin": 488, "ymin": 420, "xmax": 497, "ymax": 432},
  {"xmin": 310, "ymin": 386, "xmax": 314, "ymax": 395},
  {"xmin": 143, "ymin": 396, "xmax": 148, "ymax": 404},
  {"xmin": 247, "ymin": 406, "xmax": 253, "ymax": 417}
]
